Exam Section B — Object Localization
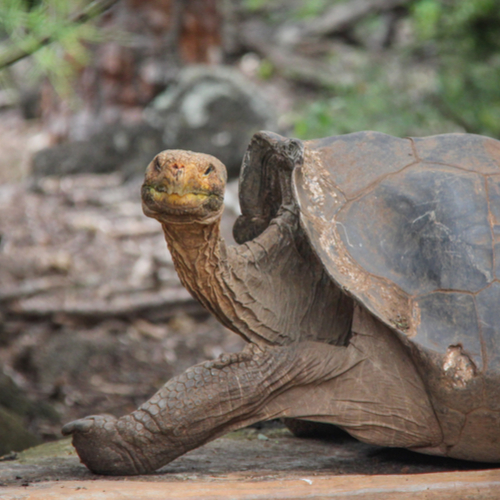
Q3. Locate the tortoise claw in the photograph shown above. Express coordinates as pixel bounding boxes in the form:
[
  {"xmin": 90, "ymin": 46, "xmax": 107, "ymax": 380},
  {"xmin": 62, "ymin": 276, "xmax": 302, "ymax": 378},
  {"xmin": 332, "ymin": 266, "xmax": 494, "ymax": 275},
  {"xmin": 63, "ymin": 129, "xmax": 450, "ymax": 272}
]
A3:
[
  {"xmin": 279, "ymin": 138, "xmax": 304, "ymax": 171},
  {"xmin": 62, "ymin": 415, "xmax": 117, "ymax": 436},
  {"xmin": 276, "ymin": 138, "xmax": 303, "ymax": 210},
  {"xmin": 62, "ymin": 415, "xmax": 151, "ymax": 475},
  {"xmin": 62, "ymin": 417, "xmax": 97, "ymax": 435}
]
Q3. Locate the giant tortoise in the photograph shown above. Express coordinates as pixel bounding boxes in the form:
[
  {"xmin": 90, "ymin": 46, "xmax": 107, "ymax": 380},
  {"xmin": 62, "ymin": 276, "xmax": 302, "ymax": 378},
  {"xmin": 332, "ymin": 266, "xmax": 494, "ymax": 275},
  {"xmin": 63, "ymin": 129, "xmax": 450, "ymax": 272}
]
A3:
[{"xmin": 63, "ymin": 130, "xmax": 500, "ymax": 475}]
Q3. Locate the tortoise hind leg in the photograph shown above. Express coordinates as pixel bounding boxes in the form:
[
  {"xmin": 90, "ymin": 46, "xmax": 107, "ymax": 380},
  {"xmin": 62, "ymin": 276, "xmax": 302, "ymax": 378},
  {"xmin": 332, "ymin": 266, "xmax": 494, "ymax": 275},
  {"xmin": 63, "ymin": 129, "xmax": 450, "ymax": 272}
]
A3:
[
  {"xmin": 262, "ymin": 307, "xmax": 442, "ymax": 451},
  {"xmin": 276, "ymin": 317, "xmax": 443, "ymax": 450}
]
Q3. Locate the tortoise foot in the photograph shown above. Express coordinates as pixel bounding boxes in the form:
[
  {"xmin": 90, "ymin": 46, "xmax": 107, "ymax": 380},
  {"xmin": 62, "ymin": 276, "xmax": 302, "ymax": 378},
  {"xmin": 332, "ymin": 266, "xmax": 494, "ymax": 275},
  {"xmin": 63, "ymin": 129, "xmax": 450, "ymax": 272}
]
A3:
[{"xmin": 62, "ymin": 415, "xmax": 153, "ymax": 475}]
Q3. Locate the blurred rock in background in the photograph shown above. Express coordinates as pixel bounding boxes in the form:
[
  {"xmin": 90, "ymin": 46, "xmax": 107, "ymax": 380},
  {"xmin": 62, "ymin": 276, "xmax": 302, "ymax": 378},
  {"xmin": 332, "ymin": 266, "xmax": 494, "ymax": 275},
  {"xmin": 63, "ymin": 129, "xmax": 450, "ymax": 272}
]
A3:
[
  {"xmin": 31, "ymin": 122, "xmax": 163, "ymax": 178},
  {"xmin": 32, "ymin": 65, "xmax": 277, "ymax": 179},
  {"xmin": 0, "ymin": 368, "xmax": 58, "ymax": 456},
  {"xmin": 145, "ymin": 65, "xmax": 277, "ymax": 178}
]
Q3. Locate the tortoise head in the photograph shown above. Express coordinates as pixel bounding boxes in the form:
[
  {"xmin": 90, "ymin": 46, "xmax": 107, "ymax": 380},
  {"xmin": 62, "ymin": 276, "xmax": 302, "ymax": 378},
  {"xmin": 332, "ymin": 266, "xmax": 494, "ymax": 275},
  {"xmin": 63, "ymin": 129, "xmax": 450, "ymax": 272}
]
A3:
[{"xmin": 142, "ymin": 150, "xmax": 227, "ymax": 224}]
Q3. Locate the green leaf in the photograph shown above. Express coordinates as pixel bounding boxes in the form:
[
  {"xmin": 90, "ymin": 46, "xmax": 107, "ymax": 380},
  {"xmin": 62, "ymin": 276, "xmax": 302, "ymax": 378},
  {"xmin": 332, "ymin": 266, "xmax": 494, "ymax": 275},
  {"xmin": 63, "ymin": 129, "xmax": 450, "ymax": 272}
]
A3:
[{"xmin": 412, "ymin": 0, "xmax": 441, "ymax": 40}]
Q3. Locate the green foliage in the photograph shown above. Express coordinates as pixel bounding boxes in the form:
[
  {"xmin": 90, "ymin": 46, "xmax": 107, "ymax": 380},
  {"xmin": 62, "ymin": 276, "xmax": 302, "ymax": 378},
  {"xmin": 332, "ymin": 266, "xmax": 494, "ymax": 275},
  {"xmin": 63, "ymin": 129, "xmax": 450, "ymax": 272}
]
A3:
[
  {"xmin": 412, "ymin": 0, "xmax": 500, "ymax": 56},
  {"xmin": 293, "ymin": 0, "xmax": 329, "ymax": 20},
  {"xmin": 257, "ymin": 58, "xmax": 274, "ymax": 80},
  {"xmin": 293, "ymin": 66, "xmax": 458, "ymax": 140},
  {"xmin": 411, "ymin": 0, "xmax": 441, "ymax": 40},
  {"xmin": 411, "ymin": 0, "xmax": 500, "ymax": 137},
  {"xmin": 293, "ymin": 0, "xmax": 500, "ymax": 140},
  {"xmin": 243, "ymin": 0, "xmax": 272, "ymax": 11},
  {"xmin": 0, "ymin": 0, "xmax": 109, "ymax": 96}
]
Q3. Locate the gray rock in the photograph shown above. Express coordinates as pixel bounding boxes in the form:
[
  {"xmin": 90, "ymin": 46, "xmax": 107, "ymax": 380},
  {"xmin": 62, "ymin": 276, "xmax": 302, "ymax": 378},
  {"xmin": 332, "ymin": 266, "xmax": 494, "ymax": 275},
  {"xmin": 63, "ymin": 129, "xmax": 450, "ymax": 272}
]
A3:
[
  {"xmin": 30, "ymin": 67, "xmax": 277, "ymax": 179},
  {"xmin": 0, "ymin": 407, "xmax": 39, "ymax": 456},
  {"xmin": 0, "ymin": 369, "xmax": 57, "ymax": 455},
  {"xmin": 145, "ymin": 65, "xmax": 278, "ymax": 178},
  {"xmin": 31, "ymin": 123, "xmax": 163, "ymax": 179}
]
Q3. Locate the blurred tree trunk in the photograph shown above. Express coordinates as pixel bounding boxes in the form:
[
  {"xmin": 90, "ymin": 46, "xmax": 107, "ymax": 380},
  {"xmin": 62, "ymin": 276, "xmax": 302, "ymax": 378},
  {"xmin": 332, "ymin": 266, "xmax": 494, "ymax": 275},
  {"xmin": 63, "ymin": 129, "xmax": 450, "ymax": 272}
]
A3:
[
  {"xmin": 41, "ymin": 0, "xmax": 223, "ymax": 143},
  {"xmin": 179, "ymin": 0, "xmax": 222, "ymax": 64}
]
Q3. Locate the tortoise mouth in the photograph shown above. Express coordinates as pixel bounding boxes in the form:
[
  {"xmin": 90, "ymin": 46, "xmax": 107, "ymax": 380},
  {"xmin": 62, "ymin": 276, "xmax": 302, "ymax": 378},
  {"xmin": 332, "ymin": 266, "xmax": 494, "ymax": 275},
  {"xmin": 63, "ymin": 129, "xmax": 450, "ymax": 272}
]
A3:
[
  {"xmin": 141, "ymin": 183, "xmax": 224, "ymax": 220},
  {"xmin": 147, "ymin": 185, "xmax": 212, "ymax": 207}
]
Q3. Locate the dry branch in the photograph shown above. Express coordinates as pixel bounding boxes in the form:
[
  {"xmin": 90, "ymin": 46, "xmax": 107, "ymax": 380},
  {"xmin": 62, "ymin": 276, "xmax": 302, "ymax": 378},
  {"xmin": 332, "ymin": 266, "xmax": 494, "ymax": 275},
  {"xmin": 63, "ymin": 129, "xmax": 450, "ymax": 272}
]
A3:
[
  {"xmin": 10, "ymin": 287, "xmax": 196, "ymax": 319},
  {"xmin": 241, "ymin": 21, "xmax": 340, "ymax": 88},
  {"xmin": 0, "ymin": 0, "xmax": 121, "ymax": 70},
  {"xmin": 0, "ymin": 277, "xmax": 67, "ymax": 302},
  {"xmin": 301, "ymin": 0, "xmax": 411, "ymax": 37}
]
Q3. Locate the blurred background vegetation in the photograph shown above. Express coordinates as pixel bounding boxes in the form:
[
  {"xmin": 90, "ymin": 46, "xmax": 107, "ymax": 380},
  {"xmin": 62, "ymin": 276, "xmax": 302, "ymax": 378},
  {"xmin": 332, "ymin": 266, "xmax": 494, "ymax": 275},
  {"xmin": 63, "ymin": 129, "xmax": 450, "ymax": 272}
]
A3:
[
  {"xmin": 0, "ymin": 0, "xmax": 499, "ymax": 144},
  {"xmin": 290, "ymin": 0, "xmax": 500, "ymax": 138},
  {"xmin": 0, "ymin": 0, "xmax": 118, "ymax": 95}
]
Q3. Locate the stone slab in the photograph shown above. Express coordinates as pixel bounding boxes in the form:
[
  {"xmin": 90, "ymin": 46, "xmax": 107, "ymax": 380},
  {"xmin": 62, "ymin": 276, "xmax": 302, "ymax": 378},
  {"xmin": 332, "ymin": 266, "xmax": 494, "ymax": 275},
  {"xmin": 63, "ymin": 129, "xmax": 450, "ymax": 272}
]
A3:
[
  {"xmin": 2, "ymin": 470, "xmax": 500, "ymax": 500},
  {"xmin": 1, "ymin": 428, "xmax": 499, "ymax": 499}
]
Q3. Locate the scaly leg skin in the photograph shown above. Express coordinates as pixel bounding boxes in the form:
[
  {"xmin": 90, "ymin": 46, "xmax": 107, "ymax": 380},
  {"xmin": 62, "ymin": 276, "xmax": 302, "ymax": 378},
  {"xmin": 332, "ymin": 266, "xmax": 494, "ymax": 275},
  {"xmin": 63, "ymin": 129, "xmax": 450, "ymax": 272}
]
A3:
[
  {"xmin": 63, "ymin": 312, "xmax": 442, "ymax": 475},
  {"xmin": 62, "ymin": 343, "xmax": 317, "ymax": 475}
]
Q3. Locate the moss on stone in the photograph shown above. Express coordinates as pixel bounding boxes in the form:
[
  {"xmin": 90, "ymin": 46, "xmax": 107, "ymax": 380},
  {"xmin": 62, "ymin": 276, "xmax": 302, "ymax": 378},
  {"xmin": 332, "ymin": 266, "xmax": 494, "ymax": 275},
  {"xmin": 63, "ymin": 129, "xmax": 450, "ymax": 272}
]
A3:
[{"xmin": 16, "ymin": 438, "xmax": 76, "ymax": 464}]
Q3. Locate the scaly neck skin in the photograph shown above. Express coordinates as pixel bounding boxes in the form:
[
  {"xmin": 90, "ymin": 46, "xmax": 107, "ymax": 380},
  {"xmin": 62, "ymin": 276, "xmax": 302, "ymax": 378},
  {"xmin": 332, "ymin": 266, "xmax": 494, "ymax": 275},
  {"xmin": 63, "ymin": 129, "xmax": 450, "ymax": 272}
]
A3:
[
  {"xmin": 161, "ymin": 219, "xmax": 250, "ymax": 341},
  {"xmin": 162, "ymin": 220, "xmax": 221, "ymax": 276},
  {"xmin": 161, "ymin": 214, "xmax": 353, "ymax": 349}
]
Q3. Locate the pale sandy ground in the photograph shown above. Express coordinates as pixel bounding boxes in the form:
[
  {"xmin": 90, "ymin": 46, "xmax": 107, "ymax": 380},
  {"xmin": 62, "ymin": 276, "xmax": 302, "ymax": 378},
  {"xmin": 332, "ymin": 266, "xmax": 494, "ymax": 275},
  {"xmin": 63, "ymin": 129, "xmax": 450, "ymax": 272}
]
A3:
[{"xmin": 1, "ymin": 428, "xmax": 500, "ymax": 499}]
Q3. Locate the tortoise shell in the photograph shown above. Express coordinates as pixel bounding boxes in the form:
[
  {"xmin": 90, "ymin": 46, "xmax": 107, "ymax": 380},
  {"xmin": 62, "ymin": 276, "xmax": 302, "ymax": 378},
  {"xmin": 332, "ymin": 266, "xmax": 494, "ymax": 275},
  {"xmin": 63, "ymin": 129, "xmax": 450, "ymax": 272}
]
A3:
[{"xmin": 236, "ymin": 131, "xmax": 500, "ymax": 376}]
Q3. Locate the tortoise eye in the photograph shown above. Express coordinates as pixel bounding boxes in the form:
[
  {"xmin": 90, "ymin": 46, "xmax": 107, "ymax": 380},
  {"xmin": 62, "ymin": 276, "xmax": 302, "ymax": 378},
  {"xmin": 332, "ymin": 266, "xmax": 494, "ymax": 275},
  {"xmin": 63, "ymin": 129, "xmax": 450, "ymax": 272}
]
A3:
[
  {"xmin": 154, "ymin": 157, "xmax": 162, "ymax": 172},
  {"xmin": 204, "ymin": 164, "xmax": 215, "ymax": 176}
]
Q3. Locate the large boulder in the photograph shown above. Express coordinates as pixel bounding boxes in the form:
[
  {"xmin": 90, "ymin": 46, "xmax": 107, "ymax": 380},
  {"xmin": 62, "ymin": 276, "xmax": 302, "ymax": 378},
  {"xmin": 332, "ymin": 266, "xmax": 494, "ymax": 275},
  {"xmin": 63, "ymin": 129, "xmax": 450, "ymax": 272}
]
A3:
[
  {"xmin": 31, "ymin": 123, "xmax": 163, "ymax": 179},
  {"xmin": 31, "ymin": 67, "xmax": 278, "ymax": 180},
  {"xmin": 0, "ymin": 407, "xmax": 39, "ymax": 456},
  {"xmin": 0, "ymin": 369, "xmax": 58, "ymax": 455},
  {"xmin": 145, "ymin": 66, "xmax": 278, "ymax": 178}
]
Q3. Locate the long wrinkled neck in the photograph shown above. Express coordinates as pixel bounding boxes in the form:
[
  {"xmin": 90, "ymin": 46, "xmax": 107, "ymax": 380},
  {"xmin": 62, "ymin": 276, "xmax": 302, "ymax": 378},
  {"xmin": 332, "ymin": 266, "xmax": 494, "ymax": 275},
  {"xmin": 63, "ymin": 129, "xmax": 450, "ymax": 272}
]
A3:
[
  {"xmin": 162, "ymin": 220, "xmax": 221, "ymax": 291},
  {"xmin": 161, "ymin": 217, "xmax": 353, "ymax": 349},
  {"xmin": 161, "ymin": 220, "xmax": 239, "ymax": 336},
  {"xmin": 162, "ymin": 221, "xmax": 221, "ymax": 277}
]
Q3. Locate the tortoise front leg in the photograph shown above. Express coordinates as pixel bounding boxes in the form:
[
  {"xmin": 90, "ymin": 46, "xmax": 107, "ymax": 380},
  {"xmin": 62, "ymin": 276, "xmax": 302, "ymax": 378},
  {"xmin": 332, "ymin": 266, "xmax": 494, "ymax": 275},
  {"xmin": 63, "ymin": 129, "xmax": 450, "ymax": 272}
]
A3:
[
  {"xmin": 62, "ymin": 342, "xmax": 321, "ymax": 475},
  {"xmin": 63, "ymin": 310, "xmax": 442, "ymax": 475}
]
